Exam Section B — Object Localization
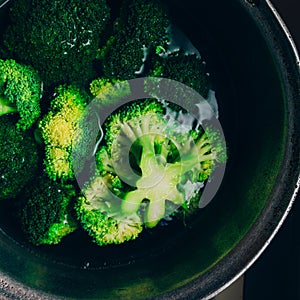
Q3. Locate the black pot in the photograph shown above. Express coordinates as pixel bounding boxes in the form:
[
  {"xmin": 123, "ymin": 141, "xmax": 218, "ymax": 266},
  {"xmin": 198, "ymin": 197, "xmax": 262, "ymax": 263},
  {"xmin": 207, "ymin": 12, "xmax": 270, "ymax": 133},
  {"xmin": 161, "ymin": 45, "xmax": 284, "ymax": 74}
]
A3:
[{"xmin": 0, "ymin": 0, "xmax": 300, "ymax": 299}]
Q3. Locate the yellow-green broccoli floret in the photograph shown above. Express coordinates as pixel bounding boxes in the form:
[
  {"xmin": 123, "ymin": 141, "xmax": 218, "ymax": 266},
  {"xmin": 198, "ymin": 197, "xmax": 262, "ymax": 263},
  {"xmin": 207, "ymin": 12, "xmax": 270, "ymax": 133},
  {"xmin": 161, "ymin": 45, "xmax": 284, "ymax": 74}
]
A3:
[
  {"xmin": 39, "ymin": 85, "xmax": 87, "ymax": 181},
  {"xmin": 76, "ymin": 174, "xmax": 143, "ymax": 246},
  {"xmin": 90, "ymin": 78, "xmax": 130, "ymax": 102}
]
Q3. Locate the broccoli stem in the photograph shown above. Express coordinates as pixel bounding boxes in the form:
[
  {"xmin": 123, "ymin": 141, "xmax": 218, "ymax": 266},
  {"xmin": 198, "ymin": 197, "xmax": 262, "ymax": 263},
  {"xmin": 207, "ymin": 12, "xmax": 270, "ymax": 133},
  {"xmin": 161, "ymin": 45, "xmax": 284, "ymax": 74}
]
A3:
[
  {"xmin": 139, "ymin": 135, "xmax": 158, "ymax": 177},
  {"xmin": 179, "ymin": 135, "xmax": 216, "ymax": 174},
  {"xmin": 122, "ymin": 189, "xmax": 145, "ymax": 215},
  {"xmin": 146, "ymin": 199, "xmax": 165, "ymax": 228},
  {"xmin": 0, "ymin": 95, "xmax": 17, "ymax": 116},
  {"xmin": 122, "ymin": 134, "xmax": 184, "ymax": 226}
]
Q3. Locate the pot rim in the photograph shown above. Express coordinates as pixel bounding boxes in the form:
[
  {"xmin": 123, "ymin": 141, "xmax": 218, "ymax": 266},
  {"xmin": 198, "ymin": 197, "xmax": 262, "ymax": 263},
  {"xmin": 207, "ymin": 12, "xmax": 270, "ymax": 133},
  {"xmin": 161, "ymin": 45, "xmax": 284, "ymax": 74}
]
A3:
[{"xmin": 0, "ymin": 0, "xmax": 10, "ymax": 9}]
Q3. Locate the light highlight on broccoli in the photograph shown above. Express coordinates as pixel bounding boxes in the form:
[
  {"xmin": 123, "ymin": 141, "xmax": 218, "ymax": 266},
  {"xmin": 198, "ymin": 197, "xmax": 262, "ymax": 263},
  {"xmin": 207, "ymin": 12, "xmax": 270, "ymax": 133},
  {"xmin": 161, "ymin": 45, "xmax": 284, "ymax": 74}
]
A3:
[{"xmin": 39, "ymin": 85, "xmax": 87, "ymax": 181}]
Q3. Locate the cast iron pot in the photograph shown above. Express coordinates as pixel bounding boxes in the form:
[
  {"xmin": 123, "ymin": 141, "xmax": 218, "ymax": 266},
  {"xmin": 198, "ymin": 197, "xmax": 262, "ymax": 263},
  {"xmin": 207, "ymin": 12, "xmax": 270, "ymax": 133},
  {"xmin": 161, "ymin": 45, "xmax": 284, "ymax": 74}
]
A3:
[{"xmin": 0, "ymin": 0, "xmax": 300, "ymax": 299}]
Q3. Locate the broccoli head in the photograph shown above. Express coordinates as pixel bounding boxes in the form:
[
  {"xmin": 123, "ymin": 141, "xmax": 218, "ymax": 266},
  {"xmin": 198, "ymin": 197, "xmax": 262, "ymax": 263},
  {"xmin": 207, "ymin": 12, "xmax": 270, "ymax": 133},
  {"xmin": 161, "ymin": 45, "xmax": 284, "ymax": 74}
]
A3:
[
  {"xmin": 148, "ymin": 50, "xmax": 210, "ymax": 100},
  {"xmin": 0, "ymin": 115, "xmax": 40, "ymax": 200},
  {"xmin": 76, "ymin": 174, "xmax": 143, "ymax": 246},
  {"xmin": 3, "ymin": 0, "xmax": 110, "ymax": 88},
  {"xmin": 100, "ymin": 33, "xmax": 146, "ymax": 80},
  {"xmin": 20, "ymin": 175, "xmax": 78, "ymax": 246},
  {"xmin": 100, "ymin": 0, "xmax": 170, "ymax": 80},
  {"xmin": 120, "ymin": 0, "xmax": 170, "ymax": 48},
  {"xmin": 39, "ymin": 85, "xmax": 87, "ymax": 181},
  {"xmin": 0, "ymin": 59, "xmax": 42, "ymax": 130},
  {"xmin": 95, "ymin": 99, "xmax": 226, "ymax": 228}
]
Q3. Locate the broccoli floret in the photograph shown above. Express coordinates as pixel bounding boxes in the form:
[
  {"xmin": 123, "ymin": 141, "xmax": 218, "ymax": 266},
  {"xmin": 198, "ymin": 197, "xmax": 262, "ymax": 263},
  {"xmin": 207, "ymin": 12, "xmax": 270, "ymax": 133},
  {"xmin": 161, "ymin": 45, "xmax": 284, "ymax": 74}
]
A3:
[
  {"xmin": 39, "ymin": 85, "xmax": 87, "ymax": 181},
  {"xmin": 20, "ymin": 175, "xmax": 78, "ymax": 246},
  {"xmin": 100, "ymin": 33, "xmax": 145, "ymax": 80},
  {"xmin": 0, "ymin": 115, "xmax": 40, "ymax": 200},
  {"xmin": 90, "ymin": 77, "xmax": 131, "ymax": 105},
  {"xmin": 120, "ymin": 0, "xmax": 170, "ymax": 47},
  {"xmin": 0, "ymin": 59, "xmax": 42, "ymax": 130},
  {"xmin": 100, "ymin": 0, "xmax": 170, "ymax": 80},
  {"xmin": 76, "ymin": 174, "xmax": 143, "ymax": 246},
  {"xmin": 96, "ymin": 99, "xmax": 226, "ymax": 228},
  {"xmin": 3, "ymin": 0, "xmax": 110, "ymax": 88},
  {"xmin": 148, "ymin": 50, "xmax": 210, "ymax": 100}
]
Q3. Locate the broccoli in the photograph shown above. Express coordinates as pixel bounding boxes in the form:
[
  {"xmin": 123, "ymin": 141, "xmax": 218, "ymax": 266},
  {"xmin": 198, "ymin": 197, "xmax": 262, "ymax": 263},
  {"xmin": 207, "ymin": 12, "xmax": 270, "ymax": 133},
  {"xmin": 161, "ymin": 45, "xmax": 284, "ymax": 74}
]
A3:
[
  {"xmin": 20, "ymin": 174, "xmax": 78, "ymax": 246},
  {"xmin": 147, "ymin": 50, "xmax": 210, "ymax": 100},
  {"xmin": 120, "ymin": 0, "xmax": 170, "ymax": 48},
  {"xmin": 95, "ymin": 99, "xmax": 226, "ymax": 228},
  {"xmin": 0, "ymin": 59, "xmax": 42, "ymax": 130},
  {"xmin": 76, "ymin": 174, "xmax": 143, "ymax": 246},
  {"xmin": 39, "ymin": 85, "xmax": 87, "ymax": 181},
  {"xmin": 100, "ymin": 0, "xmax": 170, "ymax": 80},
  {"xmin": 3, "ymin": 0, "xmax": 110, "ymax": 88},
  {"xmin": 90, "ymin": 77, "xmax": 131, "ymax": 105},
  {"xmin": 100, "ymin": 31, "xmax": 146, "ymax": 80},
  {"xmin": 0, "ymin": 0, "xmax": 224, "ymax": 249},
  {"xmin": 0, "ymin": 115, "xmax": 40, "ymax": 201}
]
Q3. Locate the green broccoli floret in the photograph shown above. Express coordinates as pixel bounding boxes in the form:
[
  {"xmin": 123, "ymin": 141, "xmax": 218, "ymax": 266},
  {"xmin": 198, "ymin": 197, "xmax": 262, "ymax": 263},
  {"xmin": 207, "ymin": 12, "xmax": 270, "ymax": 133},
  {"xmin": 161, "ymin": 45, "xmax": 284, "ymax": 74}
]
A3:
[
  {"xmin": 3, "ymin": 0, "xmax": 110, "ymax": 88},
  {"xmin": 120, "ymin": 0, "xmax": 170, "ymax": 47},
  {"xmin": 90, "ymin": 77, "xmax": 131, "ymax": 105},
  {"xmin": 39, "ymin": 85, "xmax": 87, "ymax": 181},
  {"xmin": 100, "ymin": 0, "xmax": 170, "ymax": 80},
  {"xmin": 0, "ymin": 59, "xmax": 42, "ymax": 130},
  {"xmin": 96, "ymin": 99, "xmax": 226, "ymax": 228},
  {"xmin": 0, "ymin": 115, "xmax": 40, "ymax": 200},
  {"xmin": 148, "ymin": 50, "xmax": 210, "ymax": 100},
  {"xmin": 76, "ymin": 174, "xmax": 143, "ymax": 246},
  {"xmin": 20, "ymin": 175, "xmax": 78, "ymax": 246},
  {"xmin": 100, "ymin": 32, "xmax": 145, "ymax": 80}
]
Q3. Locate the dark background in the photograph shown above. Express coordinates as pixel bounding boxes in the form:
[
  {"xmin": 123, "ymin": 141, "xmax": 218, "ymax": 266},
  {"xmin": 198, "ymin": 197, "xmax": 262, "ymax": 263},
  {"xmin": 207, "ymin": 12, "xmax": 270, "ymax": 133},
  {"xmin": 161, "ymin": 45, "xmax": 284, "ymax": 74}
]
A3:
[
  {"xmin": 272, "ymin": 0, "xmax": 300, "ymax": 49},
  {"xmin": 244, "ymin": 1, "xmax": 300, "ymax": 299}
]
